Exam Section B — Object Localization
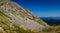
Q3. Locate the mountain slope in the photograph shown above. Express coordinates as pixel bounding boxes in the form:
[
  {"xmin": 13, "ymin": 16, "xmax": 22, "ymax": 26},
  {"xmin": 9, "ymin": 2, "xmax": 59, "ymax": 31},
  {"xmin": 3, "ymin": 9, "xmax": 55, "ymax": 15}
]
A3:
[
  {"xmin": 0, "ymin": 12, "xmax": 34, "ymax": 33},
  {"xmin": 0, "ymin": 0, "xmax": 50, "ymax": 33}
]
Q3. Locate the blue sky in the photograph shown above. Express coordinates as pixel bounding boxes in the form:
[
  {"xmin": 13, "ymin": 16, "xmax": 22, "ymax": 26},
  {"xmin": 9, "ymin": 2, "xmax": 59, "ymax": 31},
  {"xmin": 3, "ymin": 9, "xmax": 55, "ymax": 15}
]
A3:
[{"xmin": 11, "ymin": 0, "xmax": 60, "ymax": 17}]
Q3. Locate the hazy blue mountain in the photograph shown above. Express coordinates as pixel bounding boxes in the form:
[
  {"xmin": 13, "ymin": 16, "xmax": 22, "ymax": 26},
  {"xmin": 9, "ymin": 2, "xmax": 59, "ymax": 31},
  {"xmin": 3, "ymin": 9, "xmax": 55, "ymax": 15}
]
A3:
[{"xmin": 40, "ymin": 17, "xmax": 60, "ymax": 26}]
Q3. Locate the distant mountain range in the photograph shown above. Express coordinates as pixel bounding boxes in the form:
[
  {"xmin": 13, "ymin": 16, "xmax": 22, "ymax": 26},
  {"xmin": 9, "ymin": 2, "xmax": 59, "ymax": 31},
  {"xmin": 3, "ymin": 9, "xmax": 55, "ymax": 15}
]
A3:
[{"xmin": 40, "ymin": 17, "xmax": 60, "ymax": 26}]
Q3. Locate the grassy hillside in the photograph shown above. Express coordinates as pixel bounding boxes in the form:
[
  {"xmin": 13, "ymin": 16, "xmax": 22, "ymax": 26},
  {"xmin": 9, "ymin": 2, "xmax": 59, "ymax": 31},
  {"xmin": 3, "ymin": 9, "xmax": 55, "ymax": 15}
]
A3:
[
  {"xmin": 39, "ymin": 25, "xmax": 60, "ymax": 33},
  {"xmin": 0, "ymin": 11, "xmax": 34, "ymax": 33}
]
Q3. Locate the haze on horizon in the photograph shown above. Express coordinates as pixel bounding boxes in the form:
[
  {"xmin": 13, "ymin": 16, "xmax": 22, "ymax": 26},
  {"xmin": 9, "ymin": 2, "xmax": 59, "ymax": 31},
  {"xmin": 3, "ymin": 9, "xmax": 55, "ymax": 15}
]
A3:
[{"xmin": 11, "ymin": 0, "xmax": 60, "ymax": 17}]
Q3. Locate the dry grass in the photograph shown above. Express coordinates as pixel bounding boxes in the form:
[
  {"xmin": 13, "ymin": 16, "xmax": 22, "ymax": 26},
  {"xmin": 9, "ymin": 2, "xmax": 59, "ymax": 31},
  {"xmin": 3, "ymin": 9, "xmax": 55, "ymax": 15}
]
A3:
[{"xmin": 35, "ymin": 25, "xmax": 60, "ymax": 33}]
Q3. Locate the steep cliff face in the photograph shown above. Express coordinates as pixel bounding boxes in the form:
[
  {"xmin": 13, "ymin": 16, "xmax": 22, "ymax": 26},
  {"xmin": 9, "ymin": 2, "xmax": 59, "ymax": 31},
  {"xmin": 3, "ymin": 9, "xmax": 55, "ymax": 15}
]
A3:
[{"xmin": 0, "ymin": 0, "xmax": 50, "ymax": 33}]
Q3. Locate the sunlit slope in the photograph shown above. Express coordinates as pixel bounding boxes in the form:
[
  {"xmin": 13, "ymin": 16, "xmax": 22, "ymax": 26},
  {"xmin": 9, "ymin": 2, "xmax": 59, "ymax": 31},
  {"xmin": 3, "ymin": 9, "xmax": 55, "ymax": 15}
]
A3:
[
  {"xmin": 0, "ymin": 0, "xmax": 50, "ymax": 32},
  {"xmin": 0, "ymin": 10, "xmax": 35, "ymax": 33}
]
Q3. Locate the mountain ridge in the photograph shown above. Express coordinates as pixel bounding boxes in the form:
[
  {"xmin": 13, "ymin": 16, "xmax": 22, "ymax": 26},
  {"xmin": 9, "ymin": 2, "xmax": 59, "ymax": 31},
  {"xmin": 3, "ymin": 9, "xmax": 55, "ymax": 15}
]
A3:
[{"xmin": 40, "ymin": 17, "xmax": 60, "ymax": 25}]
